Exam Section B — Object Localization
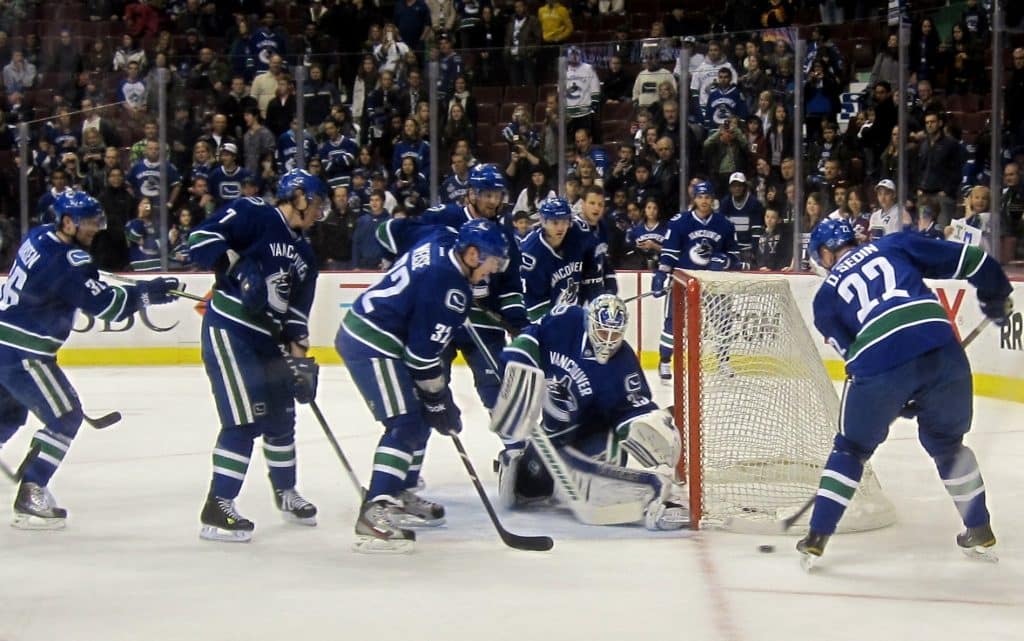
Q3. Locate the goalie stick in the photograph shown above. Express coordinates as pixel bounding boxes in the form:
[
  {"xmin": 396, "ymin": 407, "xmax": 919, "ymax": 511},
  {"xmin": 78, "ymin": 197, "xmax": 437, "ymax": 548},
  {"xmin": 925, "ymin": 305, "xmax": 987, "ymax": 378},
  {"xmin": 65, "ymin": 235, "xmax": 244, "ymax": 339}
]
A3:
[{"xmin": 781, "ymin": 317, "xmax": 993, "ymax": 533}]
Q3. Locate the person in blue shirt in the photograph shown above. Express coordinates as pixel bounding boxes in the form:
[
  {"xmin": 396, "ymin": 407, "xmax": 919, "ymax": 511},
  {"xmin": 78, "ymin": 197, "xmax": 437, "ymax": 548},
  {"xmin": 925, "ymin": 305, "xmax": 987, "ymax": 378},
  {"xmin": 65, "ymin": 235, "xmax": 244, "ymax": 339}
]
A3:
[
  {"xmin": 796, "ymin": 220, "xmax": 1013, "ymax": 568},
  {"xmin": 336, "ymin": 218, "xmax": 509, "ymax": 553},
  {"xmin": 352, "ymin": 190, "xmax": 392, "ymax": 270},
  {"xmin": 187, "ymin": 170, "xmax": 327, "ymax": 543},
  {"xmin": 0, "ymin": 192, "xmax": 178, "ymax": 529}
]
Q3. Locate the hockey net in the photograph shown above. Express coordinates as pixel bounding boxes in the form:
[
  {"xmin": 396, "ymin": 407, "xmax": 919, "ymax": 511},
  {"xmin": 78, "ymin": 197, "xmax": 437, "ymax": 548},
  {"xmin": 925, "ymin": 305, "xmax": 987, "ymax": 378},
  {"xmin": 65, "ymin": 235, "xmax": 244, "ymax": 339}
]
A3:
[{"xmin": 669, "ymin": 271, "xmax": 898, "ymax": 533}]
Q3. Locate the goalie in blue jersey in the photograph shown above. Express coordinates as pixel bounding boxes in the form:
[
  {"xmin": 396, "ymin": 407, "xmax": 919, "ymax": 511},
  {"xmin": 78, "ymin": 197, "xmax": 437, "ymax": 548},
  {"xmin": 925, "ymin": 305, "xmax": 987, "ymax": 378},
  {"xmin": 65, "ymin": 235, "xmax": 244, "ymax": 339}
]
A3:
[
  {"xmin": 798, "ymin": 219, "xmax": 1013, "ymax": 568},
  {"xmin": 187, "ymin": 169, "xmax": 327, "ymax": 543},
  {"xmin": 0, "ymin": 191, "xmax": 180, "ymax": 529},
  {"xmin": 491, "ymin": 295, "xmax": 688, "ymax": 530},
  {"xmin": 337, "ymin": 218, "xmax": 509, "ymax": 553}
]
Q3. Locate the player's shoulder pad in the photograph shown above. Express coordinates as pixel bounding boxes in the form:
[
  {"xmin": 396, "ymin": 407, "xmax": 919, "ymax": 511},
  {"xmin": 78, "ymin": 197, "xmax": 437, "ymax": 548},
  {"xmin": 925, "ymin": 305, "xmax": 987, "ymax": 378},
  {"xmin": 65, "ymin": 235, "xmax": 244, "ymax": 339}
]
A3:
[{"xmin": 66, "ymin": 248, "xmax": 93, "ymax": 268}]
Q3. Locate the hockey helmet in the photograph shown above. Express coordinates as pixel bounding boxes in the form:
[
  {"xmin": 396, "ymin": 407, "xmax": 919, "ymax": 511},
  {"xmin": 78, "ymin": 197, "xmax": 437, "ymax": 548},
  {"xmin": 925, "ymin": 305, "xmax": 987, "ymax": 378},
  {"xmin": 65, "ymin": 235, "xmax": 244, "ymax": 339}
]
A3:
[
  {"xmin": 468, "ymin": 163, "xmax": 507, "ymax": 194},
  {"xmin": 54, "ymin": 190, "xmax": 106, "ymax": 228},
  {"xmin": 277, "ymin": 168, "xmax": 329, "ymax": 219},
  {"xmin": 587, "ymin": 294, "xmax": 628, "ymax": 364},
  {"xmin": 457, "ymin": 218, "xmax": 510, "ymax": 272},
  {"xmin": 808, "ymin": 218, "xmax": 856, "ymax": 261},
  {"xmin": 538, "ymin": 197, "xmax": 573, "ymax": 222}
]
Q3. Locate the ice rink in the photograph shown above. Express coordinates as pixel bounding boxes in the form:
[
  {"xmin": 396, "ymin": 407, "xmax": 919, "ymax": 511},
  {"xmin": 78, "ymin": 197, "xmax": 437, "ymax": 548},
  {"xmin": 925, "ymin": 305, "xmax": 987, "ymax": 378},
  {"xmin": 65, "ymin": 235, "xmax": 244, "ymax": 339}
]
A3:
[{"xmin": 1, "ymin": 364, "xmax": 1021, "ymax": 641}]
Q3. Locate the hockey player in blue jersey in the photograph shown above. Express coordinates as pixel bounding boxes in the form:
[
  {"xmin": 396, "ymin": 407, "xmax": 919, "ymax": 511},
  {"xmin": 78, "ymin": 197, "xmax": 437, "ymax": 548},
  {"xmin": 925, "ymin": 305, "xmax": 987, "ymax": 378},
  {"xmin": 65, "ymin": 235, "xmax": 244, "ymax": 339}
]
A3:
[
  {"xmin": 651, "ymin": 181, "xmax": 743, "ymax": 381},
  {"xmin": 797, "ymin": 220, "xmax": 1014, "ymax": 568},
  {"xmin": 576, "ymin": 185, "xmax": 618, "ymax": 299},
  {"xmin": 377, "ymin": 164, "xmax": 528, "ymax": 411},
  {"xmin": 492, "ymin": 295, "xmax": 688, "ymax": 530},
  {"xmin": 520, "ymin": 197, "xmax": 598, "ymax": 321},
  {"xmin": 0, "ymin": 191, "xmax": 180, "ymax": 528},
  {"xmin": 336, "ymin": 218, "xmax": 509, "ymax": 553},
  {"xmin": 187, "ymin": 169, "xmax": 328, "ymax": 543}
]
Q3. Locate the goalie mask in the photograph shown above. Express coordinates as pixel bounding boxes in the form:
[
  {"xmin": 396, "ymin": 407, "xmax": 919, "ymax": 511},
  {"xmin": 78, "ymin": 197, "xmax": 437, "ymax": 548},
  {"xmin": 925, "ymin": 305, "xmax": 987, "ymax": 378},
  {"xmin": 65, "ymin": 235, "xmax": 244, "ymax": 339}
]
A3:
[{"xmin": 586, "ymin": 294, "xmax": 628, "ymax": 364}]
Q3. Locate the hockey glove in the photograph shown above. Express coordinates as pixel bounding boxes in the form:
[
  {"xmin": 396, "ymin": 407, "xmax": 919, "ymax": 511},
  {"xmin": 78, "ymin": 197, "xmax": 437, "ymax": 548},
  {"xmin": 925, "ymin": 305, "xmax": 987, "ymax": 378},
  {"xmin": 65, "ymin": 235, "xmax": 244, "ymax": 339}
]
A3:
[
  {"xmin": 651, "ymin": 269, "xmax": 669, "ymax": 298},
  {"xmin": 898, "ymin": 400, "xmax": 919, "ymax": 419},
  {"xmin": 234, "ymin": 256, "xmax": 267, "ymax": 315},
  {"xmin": 419, "ymin": 387, "xmax": 462, "ymax": 435},
  {"xmin": 137, "ymin": 277, "xmax": 182, "ymax": 306},
  {"xmin": 709, "ymin": 253, "xmax": 732, "ymax": 271},
  {"xmin": 285, "ymin": 355, "xmax": 319, "ymax": 404},
  {"xmin": 979, "ymin": 297, "xmax": 1013, "ymax": 327}
]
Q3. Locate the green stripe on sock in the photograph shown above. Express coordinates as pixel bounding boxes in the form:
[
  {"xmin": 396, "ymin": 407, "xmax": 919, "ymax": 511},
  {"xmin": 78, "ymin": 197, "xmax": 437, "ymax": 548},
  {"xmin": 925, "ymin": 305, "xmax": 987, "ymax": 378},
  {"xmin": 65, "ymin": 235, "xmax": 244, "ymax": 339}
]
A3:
[
  {"xmin": 213, "ymin": 454, "xmax": 249, "ymax": 474},
  {"xmin": 820, "ymin": 476, "xmax": 857, "ymax": 500},
  {"xmin": 263, "ymin": 447, "xmax": 295, "ymax": 462},
  {"xmin": 374, "ymin": 452, "xmax": 411, "ymax": 473},
  {"xmin": 32, "ymin": 439, "xmax": 67, "ymax": 461}
]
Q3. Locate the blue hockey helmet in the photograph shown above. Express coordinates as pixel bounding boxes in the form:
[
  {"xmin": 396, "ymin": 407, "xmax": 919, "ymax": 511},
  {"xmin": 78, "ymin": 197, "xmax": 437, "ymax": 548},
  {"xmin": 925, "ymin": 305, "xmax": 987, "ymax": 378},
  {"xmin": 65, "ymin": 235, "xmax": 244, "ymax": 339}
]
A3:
[
  {"xmin": 468, "ymin": 163, "xmax": 507, "ymax": 194},
  {"xmin": 808, "ymin": 218, "xmax": 856, "ymax": 260},
  {"xmin": 692, "ymin": 181, "xmax": 713, "ymax": 197},
  {"xmin": 54, "ymin": 190, "xmax": 106, "ymax": 227},
  {"xmin": 456, "ymin": 218, "xmax": 510, "ymax": 272},
  {"xmin": 538, "ymin": 197, "xmax": 573, "ymax": 222},
  {"xmin": 587, "ymin": 294, "xmax": 628, "ymax": 364},
  {"xmin": 277, "ymin": 168, "xmax": 328, "ymax": 203}
]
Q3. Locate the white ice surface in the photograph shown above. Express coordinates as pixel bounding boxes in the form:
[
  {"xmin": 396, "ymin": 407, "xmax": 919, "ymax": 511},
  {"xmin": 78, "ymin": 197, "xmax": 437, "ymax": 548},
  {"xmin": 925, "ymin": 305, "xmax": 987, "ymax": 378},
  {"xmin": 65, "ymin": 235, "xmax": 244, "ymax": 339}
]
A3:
[{"xmin": 0, "ymin": 365, "xmax": 1021, "ymax": 641}]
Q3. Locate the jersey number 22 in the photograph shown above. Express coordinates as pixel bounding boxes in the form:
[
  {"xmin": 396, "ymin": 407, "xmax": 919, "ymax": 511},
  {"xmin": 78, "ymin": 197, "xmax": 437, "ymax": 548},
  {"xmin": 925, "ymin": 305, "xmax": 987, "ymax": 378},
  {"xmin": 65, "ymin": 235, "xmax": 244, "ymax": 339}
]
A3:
[{"xmin": 838, "ymin": 257, "xmax": 910, "ymax": 323}]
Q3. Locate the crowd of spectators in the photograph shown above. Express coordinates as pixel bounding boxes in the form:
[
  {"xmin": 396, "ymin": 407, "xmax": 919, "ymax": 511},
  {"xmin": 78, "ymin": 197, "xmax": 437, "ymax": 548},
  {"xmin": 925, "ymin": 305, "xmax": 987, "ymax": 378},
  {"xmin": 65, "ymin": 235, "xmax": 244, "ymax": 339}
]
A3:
[{"xmin": 0, "ymin": 0, "xmax": 1020, "ymax": 274}]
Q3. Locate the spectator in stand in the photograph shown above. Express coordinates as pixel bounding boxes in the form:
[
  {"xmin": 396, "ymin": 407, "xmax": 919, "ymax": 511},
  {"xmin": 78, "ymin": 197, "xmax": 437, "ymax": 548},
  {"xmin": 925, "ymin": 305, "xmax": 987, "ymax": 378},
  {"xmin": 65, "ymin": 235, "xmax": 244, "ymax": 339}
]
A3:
[
  {"xmin": 113, "ymin": 34, "xmax": 147, "ymax": 73},
  {"xmin": 603, "ymin": 55, "xmax": 632, "ymax": 105},
  {"xmin": 720, "ymin": 171, "xmax": 765, "ymax": 260},
  {"xmin": 305, "ymin": 64, "xmax": 341, "ymax": 130},
  {"xmin": 442, "ymin": 102, "xmax": 476, "ymax": 159},
  {"xmin": 352, "ymin": 189, "xmax": 391, "ymax": 270},
  {"xmin": 703, "ymin": 118, "xmax": 750, "ymax": 200},
  {"xmin": 760, "ymin": 0, "xmax": 794, "ymax": 28},
  {"xmin": 35, "ymin": 169, "xmax": 68, "ymax": 225},
  {"xmin": 374, "ymin": 23, "xmax": 411, "ymax": 75},
  {"xmin": 633, "ymin": 53, "xmax": 675, "ymax": 110},
  {"xmin": 394, "ymin": 0, "xmax": 432, "ymax": 52},
  {"xmin": 505, "ymin": 0, "xmax": 542, "ymax": 87},
  {"xmin": 82, "ymin": 38, "xmax": 111, "ymax": 74},
  {"xmin": 2, "ymin": 50, "xmax": 35, "ymax": 94},
  {"xmin": 447, "ymin": 75, "xmax": 478, "ymax": 125},
  {"xmin": 188, "ymin": 140, "xmax": 216, "ymax": 186},
  {"xmin": 754, "ymin": 207, "xmax": 791, "ymax": 270},
  {"xmin": 392, "ymin": 117, "xmax": 431, "ymax": 177},
  {"xmin": 943, "ymin": 23, "xmax": 985, "ymax": 96},
  {"xmin": 868, "ymin": 179, "xmax": 905, "ymax": 240},
  {"xmin": 181, "ymin": 174, "xmax": 215, "ymax": 225},
  {"xmin": 251, "ymin": 54, "xmax": 285, "ymax": 119},
  {"xmin": 1005, "ymin": 48, "xmax": 1024, "ymax": 149},
  {"xmin": 433, "ymin": 33, "xmax": 464, "ymax": 105},
  {"xmin": 265, "ymin": 76, "xmax": 297, "ymax": 138},
  {"xmin": 352, "ymin": 55, "xmax": 380, "ymax": 131},
  {"xmin": 803, "ymin": 59, "xmax": 840, "ymax": 145},
  {"xmin": 93, "ymin": 166, "xmax": 133, "ymax": 271},
  {"xmin": 124, "ymin": 0, "xmax": 160, "ymax": 39},
  {"xmin": 626, "ymin": 197, "xmax": 667, "ymax": 270},
  {"xmin": 206, "ymin": 142, "xmax": 251, "ymax": 206},
  {"xmin": 869, "ymin": 32, "xmax": 900, "ymax": 90},
  {"xmin": 218, "ymin": 76, "xmax": 258, "ymax": 141},
  {"xmin": 738, "ymin": 55, "xmax": 771, "ymax": 110},
  {"xmin": 47, "ymin": 27, "xmax": 81, "ymax": 80},
  {"xmin": 605, "ymin": 142, "xmax": 636, "ymax": 196},
  {"xmin": 538, "ymin": 0, "xmax": 573, "ymax": 76},
  {"xmin": 916, "ymin": 110, "xmax": 962, "ymax": 226},
  {"xmin": 513, "ymin": 165, "xmax": 555, "ymax": 218},
  {"xmin": 945, "ymin": 186, "xmax": 992, "ymax": 251},
  {"xmin": 961, "ymin": 0, "xmax": 989, "ymax": 43},
  {"xmin": 705, "ymin": 67, "xmax": 748, "ymax": 132},
  {"xmin": 910, "ymin": 16, "xmax": 941, "ymax": 83},
  {"xmin": 745, "ymin": 115, "xmax": 768, "ymax": 167},
  {"xmin": 311, "ymin": 185, "xmax": 360, "ymax": 270},
  {"xmin": 651, "ymin": 137, "xmax": 679, "ymax": 214},
  {"xmin": 242, "ymin": 107, "xmax": 276, "ymax": 177},
  {"xmin": 691, "ymin": 40, "xmax": 737, "ymax": 109},
  {"xmin": 628, "ymin": 160, "xmax": 661, "ymax": 207},
  {"xmin": 1000, "ymin": 163, "xmax": 1024, "ymax": 262},
  {"xmin": 573, "ymin": 127, "xmax": 608, "ymax": 182},
  {"xmin": 427, "ymin": 0, "xmax": 457, "ymax": 37},
  {"xmin": 442, "ymin": 151, "xmax": 471, "ymax": 205},
  {"xmin": 125, "ymin": 197, "xmax": 161, "ymax": 272},
  {"xmin": 144, "ymin": 53, "xmax": 181, "ymax": 114},
  {"xmin": 117, "ymin": 60, "xmax": 147, "ymax": 117}
]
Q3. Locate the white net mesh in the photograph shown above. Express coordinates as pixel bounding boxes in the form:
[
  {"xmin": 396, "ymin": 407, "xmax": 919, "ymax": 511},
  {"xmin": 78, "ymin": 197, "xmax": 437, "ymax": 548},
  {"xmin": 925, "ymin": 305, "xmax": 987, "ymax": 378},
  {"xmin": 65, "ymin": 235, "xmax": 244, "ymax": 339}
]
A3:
[{"xmin": 676, "ymin": 272, "xmax": 897, "ymax": 533}]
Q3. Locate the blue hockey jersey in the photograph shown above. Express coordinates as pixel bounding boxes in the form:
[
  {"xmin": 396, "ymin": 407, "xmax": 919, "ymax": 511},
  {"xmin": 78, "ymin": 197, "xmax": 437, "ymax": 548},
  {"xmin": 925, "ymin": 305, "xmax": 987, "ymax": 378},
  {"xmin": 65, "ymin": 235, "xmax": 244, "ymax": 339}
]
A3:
[
  {"xmin": 658, "ymin": 210, "xmax": 741, "ymax": 271},
  {"xmin": 813, "ymin": 233, "xmax": 1012, "ymax": 377},
  {"xmin": 0, "ymin": 226, "xmax": 148, "ymax": 357},
  {"xmin": 207, "ymin": 165, "xmax": 254, "ymax": 206},
  {"xmin": 378, "ymin": 203, "xmax": 528, "ymax": 330},
  {"xmin": 575, "ymin": 215, "xmax": 618, "ymax": 298},
  {"xmin": 520, "ymin": 224, "xmax": 597, "ymax": 322},
  {"xmin": 341, "ymin": 236, "xmax": 473, "ymax": 383},
  {"xmin": 127, "ymin": 159, "xmax": 182, "ymax": 209},
  {"xmin": 187, "ymin": 196, "xmax": 318, "ymax": 346},
  {"xmin": 503, "ymin": 304, "xmax": 657, "ymax": 446}
]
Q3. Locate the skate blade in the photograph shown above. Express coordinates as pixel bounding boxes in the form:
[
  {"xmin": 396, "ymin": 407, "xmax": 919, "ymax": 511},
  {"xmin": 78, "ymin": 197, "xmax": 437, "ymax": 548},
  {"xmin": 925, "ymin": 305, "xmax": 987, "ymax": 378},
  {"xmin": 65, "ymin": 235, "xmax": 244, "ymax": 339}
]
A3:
[
  {"xmin": 799, "ymin": 552, "xmax": 820, "ymax": 572},
  {"xmin": 281, "ymin": 512, "xmax": 318, "ymax": 526},
  {"xmin": 659, "ymin": 378, "xmax": 671, "ymax": 387},
  {"xmin": 11, "ymin": 512, "xmax": 66, "ymax": 530},
  {"xmin": 199, "ymin": 525, "xmax": 253, "ymax": 542},
  {"xmin": 389, "ymin": 513, "xmax": 445, "ymax": 528},
  {"xmin": 352, "ymin": 534, "xmax": 415, "ymax": 554},
  {"xmin": 961, "ymin": 546, "xmax": 999, "ymax": 563}
]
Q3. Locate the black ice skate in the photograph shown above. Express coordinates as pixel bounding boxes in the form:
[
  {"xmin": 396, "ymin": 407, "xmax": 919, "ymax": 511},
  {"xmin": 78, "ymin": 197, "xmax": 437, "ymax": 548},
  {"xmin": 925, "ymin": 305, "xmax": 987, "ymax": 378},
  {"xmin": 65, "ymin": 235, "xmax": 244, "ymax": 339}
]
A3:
[
  {"xmin": 957, "ymin": 523, "xmax": 998, "ymax": 563},
  {"xmin": 391, "ymin": 489, "xmax": 445, "ymax": 527},
  {"xmin": 274, "ymin": 488, "xmax": 318, "ymax": 526},
  {"xmin": 796, "ymin": 531, "xmax": 831, "ymax": 571},
  {"xmin": 353, "ymin": 498, "xmax": 415, "ymax": 554},
  {"xmin": 200, "ymin": 495, "xmax": 255, "ymax": 542},
  {"xmin": 12, "ymin": 482, "xmax": 67, "ymax": 530}
]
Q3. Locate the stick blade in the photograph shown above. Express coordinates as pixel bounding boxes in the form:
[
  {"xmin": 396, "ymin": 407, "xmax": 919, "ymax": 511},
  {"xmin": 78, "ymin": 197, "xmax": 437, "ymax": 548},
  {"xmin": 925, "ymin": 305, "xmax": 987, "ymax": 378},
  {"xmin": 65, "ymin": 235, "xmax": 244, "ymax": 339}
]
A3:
[
  {"xmin": 501, "ymin": 532, "xmax": 555, "ymax": 552},
  {"xmin": 86, "ymin": 411, "xmax": 123, "ymax": 429}
]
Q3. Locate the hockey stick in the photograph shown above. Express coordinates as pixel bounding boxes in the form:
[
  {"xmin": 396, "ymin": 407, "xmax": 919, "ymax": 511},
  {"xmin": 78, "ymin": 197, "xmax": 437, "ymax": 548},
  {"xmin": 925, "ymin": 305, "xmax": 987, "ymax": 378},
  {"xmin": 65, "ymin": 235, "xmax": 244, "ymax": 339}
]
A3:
[
  {"xmin": 84, "ymin": 411, "xmax": 122, "ymax": 429},
  {"xmin": 0, "ymin": 443, "xmax": 41, "ymax": 483},
  {"xmin": 781, "ymin": 317, "xmax": 994, "ymax": 533},
  {"xmin": 98, "ymin": 271, "xmax": 206, "ymax": 302},
  {"xmin": 622, "ymin": 290, "xmax": 660, "ymax": 304},
  {"xmin": 308, "ymin": 400, "xmax": 366, "ymax": 500},
  {"xmin": 0, "ymin": 457, "xmax": 18, "ymax": 482},
  {"xmin": 456, "ymin": 319, "xmax": 554, "ymax": 551}
]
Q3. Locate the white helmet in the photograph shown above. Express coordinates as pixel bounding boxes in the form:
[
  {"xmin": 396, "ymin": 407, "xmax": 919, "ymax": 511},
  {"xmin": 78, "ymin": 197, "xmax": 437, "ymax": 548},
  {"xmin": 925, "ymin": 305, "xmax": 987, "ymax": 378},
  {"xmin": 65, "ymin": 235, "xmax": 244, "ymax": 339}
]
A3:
[{"xmin": 586, "ymin": 294, "xmax": 628, "ymax": 364}]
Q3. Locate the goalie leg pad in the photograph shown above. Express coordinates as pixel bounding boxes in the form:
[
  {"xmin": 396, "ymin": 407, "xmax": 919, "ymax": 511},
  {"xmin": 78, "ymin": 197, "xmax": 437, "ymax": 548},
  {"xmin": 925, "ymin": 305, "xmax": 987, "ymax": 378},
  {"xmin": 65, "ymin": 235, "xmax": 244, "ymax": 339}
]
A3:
[
  {"xmin": 617, "ymin": 410, "xmax": 681, "ymax": 469},
  {"xmin": 489, "ymin": 361, "xmax": 545, "ymax": 442}
]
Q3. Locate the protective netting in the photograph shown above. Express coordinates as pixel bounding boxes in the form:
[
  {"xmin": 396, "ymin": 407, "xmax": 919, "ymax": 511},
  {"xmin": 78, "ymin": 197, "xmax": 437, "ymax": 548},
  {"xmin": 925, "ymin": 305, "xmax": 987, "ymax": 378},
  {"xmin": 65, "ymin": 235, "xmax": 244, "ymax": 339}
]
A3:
[{"xmin": 675, "ymin": 272, "xmax": 897, "ymax": 533}]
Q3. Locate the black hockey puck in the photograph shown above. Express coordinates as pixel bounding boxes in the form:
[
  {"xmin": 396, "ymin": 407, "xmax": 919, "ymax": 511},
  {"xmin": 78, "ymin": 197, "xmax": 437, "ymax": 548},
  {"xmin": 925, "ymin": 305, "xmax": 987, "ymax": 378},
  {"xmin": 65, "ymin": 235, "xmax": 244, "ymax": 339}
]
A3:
[{"xmin": 758, "ymin": 544, "xmax": 776, "ymax": 553}]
